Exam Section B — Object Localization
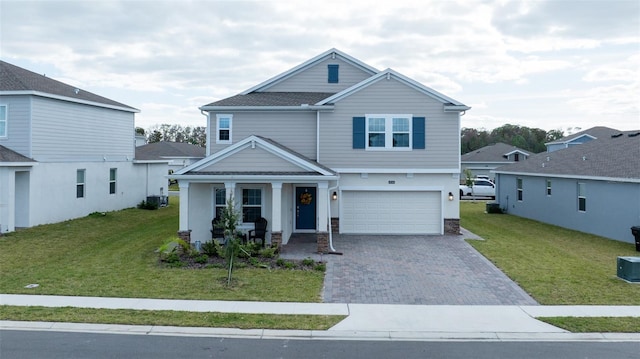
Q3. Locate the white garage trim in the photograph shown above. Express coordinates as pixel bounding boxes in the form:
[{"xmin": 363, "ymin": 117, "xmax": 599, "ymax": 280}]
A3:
[{"xmin": 339, "ymin": 188, "xmax": 443, "ymax": 235}]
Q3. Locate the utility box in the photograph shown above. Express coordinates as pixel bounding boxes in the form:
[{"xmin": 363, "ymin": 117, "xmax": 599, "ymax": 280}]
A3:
[{"xmin": 617, "ymin": 257, "xmax": 640, "ymax": 282}]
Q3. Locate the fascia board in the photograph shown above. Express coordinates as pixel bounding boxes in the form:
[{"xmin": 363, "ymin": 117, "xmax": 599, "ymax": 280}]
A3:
[
  {"xmin": 331, "ymin": 168, "xmax": 459, "ymax": 174},
  {"xmin": 0, "ymin": 162, "xmax": 37, "ymax": 167},
  {"xmin": 317, "ymin": 69, "xmax": 467, "ymax": 108},
  {"xmin": 492, "ymin": 170, "xmax": 640, "ymax": 184},
  {"xmin": 1, "ymin": 90, "xmax": 139, "ymax": 113},
  {"xmin": 168, "ymin": 174, "xmax": 339, "ymax": 182}
]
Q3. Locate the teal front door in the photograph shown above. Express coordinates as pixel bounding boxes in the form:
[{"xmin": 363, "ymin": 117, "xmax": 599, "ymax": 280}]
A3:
[{"xmin": 296, "ymin": 187, "xmax": 316, "ymax": 230}]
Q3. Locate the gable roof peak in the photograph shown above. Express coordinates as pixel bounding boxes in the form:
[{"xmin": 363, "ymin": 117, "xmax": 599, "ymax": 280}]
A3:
[{"xmin": 241, "ymin": 48, "xmax": 379, "ymax": 94}]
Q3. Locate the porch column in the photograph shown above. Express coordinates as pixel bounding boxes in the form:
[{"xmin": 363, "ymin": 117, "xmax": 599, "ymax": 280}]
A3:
[
  {"xmin": 224, "ymin": 182, "xmax": 236, "ymax": 202},
  {"xmin": 0, "ymin": 168, "xmax": 15, "ymax": 233},
  {"xmin": 317, "ymin": 182, "xmax": 328, "ymax": 231},
  {"xmin": 178, "ymin": 181, "xmax": 190, "ymax": 230},
  {"xmin": 271, "ymin": 182, "xmax": 282, "ymax": 232},
  {"xmin": 271, "ymin": 182, "xmax": 283, "ymax": 248}
]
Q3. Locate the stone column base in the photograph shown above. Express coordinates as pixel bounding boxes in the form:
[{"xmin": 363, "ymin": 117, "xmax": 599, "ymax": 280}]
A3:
[
  {"xmin": 444, "ymin": 218, "xmax": 460, "ymax": 235},
  {"xmin": 271, "ymin": 231, "xmax": 282, "ymax": 251},
  {"xmin": 177, "ymin": 230, "xmax": 192, "ymax": 245},
  {"xmin": 317, "ymin": 231, "xmax": 329, "ymax": 253},
  {"xmin": 330, "ymin": 218, "xmax": 339, "ymax": 233}
]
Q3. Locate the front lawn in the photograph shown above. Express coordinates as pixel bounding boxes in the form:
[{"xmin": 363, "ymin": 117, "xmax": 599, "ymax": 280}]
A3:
[
  {"xmin": 0, "ymin": 197, "xmax": 324, "ymax": 302},
  {"xmin": 461, "ymin": 201, "xmax": 640, "ymax": 305}
]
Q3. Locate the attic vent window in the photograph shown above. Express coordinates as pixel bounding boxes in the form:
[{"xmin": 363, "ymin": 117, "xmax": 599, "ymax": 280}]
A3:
[
  {"xmin": 74, "ymin": 88, "xmax": 80, "ymax": 94},
  {"xmin": 328, "ymin": 64, "xmax": 339, "ymax": 83}
]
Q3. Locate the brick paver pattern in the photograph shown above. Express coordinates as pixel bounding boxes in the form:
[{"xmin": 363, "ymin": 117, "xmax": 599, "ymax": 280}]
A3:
[{"xmin": 318, "ymin": 234, "xmax": 538, "ymax": 305}]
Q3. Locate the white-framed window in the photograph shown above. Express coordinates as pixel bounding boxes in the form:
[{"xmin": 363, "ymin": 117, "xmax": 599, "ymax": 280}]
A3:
[
  {"xmin": 516, "ymin": 178, "xmax": 523, "ymax": 201},
  {"xmin": 578, "ymin": 182, "xmax": 586, "ymax": 212},
  {"xmin": 216, "ymin": 114, "xmax": 232, "ymax": 144},
  {"xmin": 77, "ymin": 169, "xmax": 86, "ymax": 198},
  {"xmin": 0, "ymin": 104, "xmax": 7, "ymax": 138},
  {"xmin": 214, "ymin": 188, "xmax": 226, "ymax": 219},
  {"xmin": 109, "ymin": 168, "xmax": 117, "ymax": 194},
  {"xmin": 241, "ymin": 187, "xmax": 262, "ymax": 223},
  {"xmin": 546, "ymin": 179, "xmax": 552, "ymax": 196},
  {"xmin": 365, "ymin": 114, "xmax": 412, "ymax": 150}
]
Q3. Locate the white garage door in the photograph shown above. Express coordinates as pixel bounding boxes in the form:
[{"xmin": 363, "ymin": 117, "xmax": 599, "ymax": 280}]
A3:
[{"xmin": 341, "ymin": 191, "xmax": 441, "ymax": 234}]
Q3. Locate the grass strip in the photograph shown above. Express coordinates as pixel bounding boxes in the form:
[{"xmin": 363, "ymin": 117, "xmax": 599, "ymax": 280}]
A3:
[
  {"xmin": 0, "ymin": 306, "xmax": 345, "ymax": 330},
  {"xmin": 537, "ymin": 317, "xmax": 640, "ymax": 333}
]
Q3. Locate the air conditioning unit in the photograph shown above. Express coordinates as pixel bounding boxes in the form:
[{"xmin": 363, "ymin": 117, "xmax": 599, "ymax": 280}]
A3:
[{"xmin": 617, "ymin": 257, "xmax": 640, "ymax": 282}]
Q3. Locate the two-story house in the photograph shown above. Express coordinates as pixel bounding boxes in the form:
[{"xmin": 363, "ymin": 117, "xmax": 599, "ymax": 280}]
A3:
[
  {"xmin": 0, "ymin": 60, "xmax": 167, "ymax": 233},
  {"xmin": 461, "ymin": 142, "xmax": 530, "ymax": 181},
  {"xmin": 171, "ymin": 49, "xmax": 469, "ymax": 252}
]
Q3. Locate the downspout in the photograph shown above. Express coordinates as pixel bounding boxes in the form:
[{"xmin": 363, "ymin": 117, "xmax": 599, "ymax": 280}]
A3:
[
  {"xmin": 200, "ymin": 110, "xmax": 210, "ymax": 156},
  {"xmin": 316, "ymin": 110, "xmax": 320, "ymax": 162},
  {"xmin": 327, "ymin": 185, "xmax": 338, "ymax": 252}
]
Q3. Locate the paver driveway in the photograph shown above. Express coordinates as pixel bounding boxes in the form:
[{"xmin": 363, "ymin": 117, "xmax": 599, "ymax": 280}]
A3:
[{"xmin": 282, "ymin": 232, "xmax": 538, "ymax": 305}]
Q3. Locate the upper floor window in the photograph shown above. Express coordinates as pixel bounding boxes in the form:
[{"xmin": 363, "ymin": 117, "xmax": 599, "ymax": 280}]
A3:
[
  {"xmin": 242, "ymin": 188, "xmax": 262, "ymax": 223},
  {"xmin": 328, "ymin": 64, "xmax": 339, "ymax": 83},
  {"xmin": 109, "ymin": 168, "xmax": 117, "ymax": 194},
  {"xmin": 517, "ymin": 178, "xmax": 523, "ymax": 201},
  {"xmin": 216, "ymin": 114, "xmax": 232, "ymax": 144},
  {"xmin": 0, "ymin": 105, "xmax": 7, "ymax": 138},
  {"xmin": 77, "ymin": 169, "xmax": 86, "ymax": 198},
  {"xmin": 366, "ymin": 115, "xmax": 412, "ymax": 150},
  {"xmin": 546, "ymin": 179, "xmax": 552, "ymax": 196},
  {"xmin": 578, "ymin": 182, "xmax": 586, "ymax": 212}
]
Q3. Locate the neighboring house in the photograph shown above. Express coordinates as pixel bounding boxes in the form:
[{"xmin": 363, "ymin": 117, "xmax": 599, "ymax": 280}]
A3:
[
  {"xmin": 461, "ymin": 142, "xmax": 530, "ymax": 181},
  {"xmin": 545, "ymin": 126, "xmax": 619, "ymax": 152},
  {"xmin": 493, "ymin": 129, "xmax": 640, "ymax": 244},
  {"xmin": 135, "ymin": 141, "xmax": 205, "ymax": 172},
  {"xmin": 171, "ymin": 49, "xmax": 469, "ymax": 252},
  {"xmin": 0, "ymin": 60, "xmax": 167, "ymax": 233}
]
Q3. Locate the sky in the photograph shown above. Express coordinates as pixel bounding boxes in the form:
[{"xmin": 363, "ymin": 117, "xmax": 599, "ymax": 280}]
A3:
[{"xmin": 1, "ymin": 0, "xmax": 639, "ymax": 134}]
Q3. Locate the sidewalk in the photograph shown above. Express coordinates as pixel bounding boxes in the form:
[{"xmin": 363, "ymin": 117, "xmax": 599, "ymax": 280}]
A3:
[{"xmin": 2, "ymin": 294, "xmax": 639, "ymax": 341}]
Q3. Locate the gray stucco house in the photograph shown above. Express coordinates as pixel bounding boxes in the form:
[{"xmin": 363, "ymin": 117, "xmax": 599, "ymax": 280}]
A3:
[
  {"xmin": 545, "ymin": 126, "xmax": 620, "ymax": 153},
  {"xmin": 493, "ymin": 128, "xmax": 640, "ymax": 244},
  {"xmin": 170, "ymin": 48, "xmax": 470, "ymax": 252},
  {"xmin": 135, "ymin": 141, "xmax": 205, "ymax": 172},
  {"xmin": 461, "ymin": 142, "xmax": 530, "ymax": 181}
]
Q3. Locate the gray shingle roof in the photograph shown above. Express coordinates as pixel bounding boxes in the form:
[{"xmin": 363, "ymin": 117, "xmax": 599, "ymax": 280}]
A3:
[
  {"xmin": 135, "ymin": 141, "xmax": 205, "ymax": 161},
  {"xmin": 0, "ymin": 145, "xmax": 35, "ymax": 162},
  {"xmin": 0, "ymin": 60, "xmax": 137, "ymax": 111},
  {"xmin": 545, "ymin": 126, "xmax": 620, "ymax": 145},
  {"xmin": 203, "ymin": 92, "xmax": 335, "ymax": 107},
  {"xmin": 462, "ymin": 143, "xmax": 530, "ymax": 162},
  {"xmin": 495, "ymin": 130, "xmax": 640, "ymax": 180}
]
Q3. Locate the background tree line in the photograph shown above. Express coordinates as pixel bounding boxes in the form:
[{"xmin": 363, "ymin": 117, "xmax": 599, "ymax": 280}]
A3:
[
  {"xmin": 136, "ymin": 124, "xmax": 207, "ymax": 147},
  {"xmin": 461, "ymin": 124, "xmax": 565, "ymax": 154}
]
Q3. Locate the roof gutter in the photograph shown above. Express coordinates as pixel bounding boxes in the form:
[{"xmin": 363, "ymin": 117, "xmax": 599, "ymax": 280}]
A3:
[
  {"xmin": 198, "ymin": 105, "xmax": 334, "ymax": 112},
  {"xmin": 444, "ymin": 105, "xmax": 471, "ymax": 112}
]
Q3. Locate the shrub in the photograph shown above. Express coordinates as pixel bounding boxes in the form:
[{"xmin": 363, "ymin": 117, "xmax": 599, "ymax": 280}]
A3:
[
  {"xmin": 137, "ymin": 200, "xmax": 158, "ymax": 210},
  {"xmin": 276, "ymin": 258, "xmax": 285, "ymax": 266},
  {"xmin": 194, "ymin": 254, "xmax": 209, "ymax": 264},
  {"xmin": 201, "ymin": 240, "xmax": 222, "ymax": 257},
  {"xmin": 314, "ymin": 263, "xmax": 326, "ymax": 272},
  {"xmin": 302, "ymin": 257, "xmax": 315, "ymax": 266},
  {"xmin": 259, "ymin": 247, "xmax": 277, "ymax": 259}
]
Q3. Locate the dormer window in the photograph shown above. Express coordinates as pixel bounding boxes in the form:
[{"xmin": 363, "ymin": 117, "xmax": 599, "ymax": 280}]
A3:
[
  {"xmin": 328, "ymin": 64, "xmax": 339, "ymax": 83},
  {"xmin": 216, "ymin": 114, "xmax": 232, "ymax": 144}
]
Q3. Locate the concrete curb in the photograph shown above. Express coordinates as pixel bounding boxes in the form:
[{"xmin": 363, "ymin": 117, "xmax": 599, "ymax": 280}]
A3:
[{"xmin": 2, "ymin": 321, "xmax": 639, "ymax": 342}]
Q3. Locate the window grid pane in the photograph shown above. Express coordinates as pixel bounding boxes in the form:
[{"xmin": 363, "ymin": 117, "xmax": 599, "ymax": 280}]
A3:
[
  {"xmin": 393, "ymin": 133, "xmax": 409, "ymax": 147},
  {"xmin": 392, "ymin": 118, "xmax": 409, "ymax": 132}
]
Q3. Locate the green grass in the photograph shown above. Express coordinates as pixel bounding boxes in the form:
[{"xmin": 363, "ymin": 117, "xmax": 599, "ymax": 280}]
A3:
[
  {"xmin": 0, "ymin": 197, "xmax": 323, "ymax": 302},
  {"xmin": 461, "ymin": 201, "xmax": 640, "ymax": 305},
  {"xmin": 0, "ymin": 306, "xmax": 344, "ymax": 330},
  {"xmin": 538, "ymin": 317, "xmax": 640, "ymax": 333}
]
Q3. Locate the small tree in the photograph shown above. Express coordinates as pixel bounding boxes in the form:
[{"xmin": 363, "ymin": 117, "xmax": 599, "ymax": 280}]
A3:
[
  {"xmin": 215, "ymin": 193, "xmax": 242, "ymax": 286},
  {"xmin": 464, "ymin": 168, "xmax": 475, "ymax": 201}
]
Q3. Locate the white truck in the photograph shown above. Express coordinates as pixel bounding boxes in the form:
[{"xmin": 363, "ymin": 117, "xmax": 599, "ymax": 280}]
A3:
[{"xmin": 459, "ymin": 179, "xmax": 496, "ymax": 198}]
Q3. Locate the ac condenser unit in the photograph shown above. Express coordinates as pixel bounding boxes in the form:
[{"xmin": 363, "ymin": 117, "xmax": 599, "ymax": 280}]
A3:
[{"xmin": 617, "ymin": 257, "xmax": 640, "ymax": 282}]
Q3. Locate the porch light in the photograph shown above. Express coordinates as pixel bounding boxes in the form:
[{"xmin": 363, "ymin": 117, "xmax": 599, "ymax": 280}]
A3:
[
  {"xmin": 448, "ymin": 192, "xmax": 454, "ymax": 201},
  {"xmin": 332, "ymin": 191, "xmax": 338, "ymax": 200}
]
